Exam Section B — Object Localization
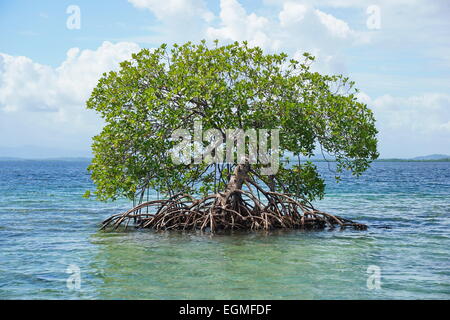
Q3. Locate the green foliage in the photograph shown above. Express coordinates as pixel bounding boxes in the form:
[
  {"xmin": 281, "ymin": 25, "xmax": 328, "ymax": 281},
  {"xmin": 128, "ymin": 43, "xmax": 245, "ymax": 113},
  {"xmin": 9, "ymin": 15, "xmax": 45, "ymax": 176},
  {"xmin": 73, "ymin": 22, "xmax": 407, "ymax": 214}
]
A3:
[
  {"xmin": 275, "ymin": 162, "xmax": 326, "ymax": 200},
  {"xmin": 83, "ymin": 190, "xmax": 91, "ymax": 199},
  {"xmin": 86, "ymin": 41, "xmax": 378, "ymax": 202}
]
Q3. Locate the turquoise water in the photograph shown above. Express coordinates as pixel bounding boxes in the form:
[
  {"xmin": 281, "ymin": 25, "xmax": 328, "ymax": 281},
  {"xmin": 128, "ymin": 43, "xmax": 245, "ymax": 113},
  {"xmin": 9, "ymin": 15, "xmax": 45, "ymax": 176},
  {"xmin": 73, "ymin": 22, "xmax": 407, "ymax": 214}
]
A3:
[{"xmin": 0, "ymin": 160, "xmax": 449, "ymax": 299}]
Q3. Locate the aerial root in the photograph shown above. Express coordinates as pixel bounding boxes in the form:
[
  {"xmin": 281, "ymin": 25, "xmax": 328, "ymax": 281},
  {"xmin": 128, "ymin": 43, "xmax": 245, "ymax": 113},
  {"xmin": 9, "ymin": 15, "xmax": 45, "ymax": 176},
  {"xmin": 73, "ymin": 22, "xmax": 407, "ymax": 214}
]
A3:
[{"xmin": 100, "ymin": 190, "xmax": 367, "ymax": 232}]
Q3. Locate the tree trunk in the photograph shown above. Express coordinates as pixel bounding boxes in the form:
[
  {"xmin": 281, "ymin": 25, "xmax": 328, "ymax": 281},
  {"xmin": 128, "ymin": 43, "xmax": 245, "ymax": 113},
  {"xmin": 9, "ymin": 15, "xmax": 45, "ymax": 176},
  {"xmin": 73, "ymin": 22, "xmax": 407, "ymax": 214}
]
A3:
[{"xmin": 218, "ymin": 162, "xmax": 250, "ymax": 206}]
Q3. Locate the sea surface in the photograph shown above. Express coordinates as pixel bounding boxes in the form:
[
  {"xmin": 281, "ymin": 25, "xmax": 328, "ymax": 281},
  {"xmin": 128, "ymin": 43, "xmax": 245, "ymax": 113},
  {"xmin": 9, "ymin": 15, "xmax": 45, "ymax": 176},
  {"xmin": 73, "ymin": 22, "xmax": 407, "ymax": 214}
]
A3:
[{"xmin": 0, "ymin": 160, "xmax": 449, "ymax": 299}]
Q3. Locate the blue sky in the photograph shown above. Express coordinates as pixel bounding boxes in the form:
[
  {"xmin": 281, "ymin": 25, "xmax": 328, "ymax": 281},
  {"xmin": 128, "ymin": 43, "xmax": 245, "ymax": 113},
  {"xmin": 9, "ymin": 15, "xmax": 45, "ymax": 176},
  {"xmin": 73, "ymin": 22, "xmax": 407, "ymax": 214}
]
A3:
[
  {"xmin": 0, "ymin": 1, "xmax": 157, "ymax": 65},
  {"xmin": 0, "ymin": 0, "xmax": 449, "ymax": 158}
]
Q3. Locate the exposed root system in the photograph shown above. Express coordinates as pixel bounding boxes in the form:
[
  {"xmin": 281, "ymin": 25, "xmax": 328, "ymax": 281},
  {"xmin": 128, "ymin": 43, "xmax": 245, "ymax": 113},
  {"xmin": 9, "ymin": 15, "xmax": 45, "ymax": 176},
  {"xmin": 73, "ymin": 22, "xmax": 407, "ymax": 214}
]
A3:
[
  {"xmin": 101, "ymin": 163, "xmax": 366, "ymax": 232},
  {"xmin": 101, "ymin": 190, "xmax": 367, "ymax": 232}
]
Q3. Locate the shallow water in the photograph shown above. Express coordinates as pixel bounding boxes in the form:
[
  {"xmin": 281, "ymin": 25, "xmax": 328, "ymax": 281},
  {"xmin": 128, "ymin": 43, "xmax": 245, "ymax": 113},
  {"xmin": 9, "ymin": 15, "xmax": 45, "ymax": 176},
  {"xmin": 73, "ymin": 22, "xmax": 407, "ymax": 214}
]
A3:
[{"xmin": 0, "ymin": 160, "xmax": 449, "ymax": 299}]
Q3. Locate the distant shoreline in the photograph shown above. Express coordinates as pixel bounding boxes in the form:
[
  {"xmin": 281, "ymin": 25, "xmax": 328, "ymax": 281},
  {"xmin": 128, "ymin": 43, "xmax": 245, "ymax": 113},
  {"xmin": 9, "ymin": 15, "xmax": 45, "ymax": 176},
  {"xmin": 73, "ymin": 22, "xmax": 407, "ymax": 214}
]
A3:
[
  {"xmin": 373, "ymin": 158, "xmax": 450, "ymax": 162},
  {"xmin": 1, "ymin": 157, "xmax": 449, "ymax": 162},
  {"xmin": 297, "ymin": 158, "xmax": 450, "ymax": 162},
  {"xmin": 0, "ymin": 157, "xmax": 92, "ymax": 162},
  {"xmin": 314, "ymin": 158, "xmax": 450, "ymax": 162}
]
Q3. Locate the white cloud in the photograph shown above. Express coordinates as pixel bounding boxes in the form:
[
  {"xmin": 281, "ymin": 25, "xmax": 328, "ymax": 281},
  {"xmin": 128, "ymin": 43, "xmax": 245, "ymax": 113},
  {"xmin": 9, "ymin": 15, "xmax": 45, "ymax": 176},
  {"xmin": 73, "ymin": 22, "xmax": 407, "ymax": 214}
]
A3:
[
  {"xmin": 206, "ymin": 0, "xmax": 272, "ymax": 49},
  {"xmin": 128, "ymin": 0, "xmax": 214, "ymax": 43},
  {"xmin": 129, "ymin": 0, "xmax": 214, "ymax": 22},
  {"xmin": 204, "ymin": 0, "xmax": 370, "ymax": 74},
  {"xmin": 127, "ymin": 0, "xmax": 371, "ymax": 73},
  {"xmin": 372, "ymin": 93, "xmax": 450, "ymax": 134},
  {"xmin": 0, "ymin": 41, "xmax": 140, "ymax": 150},
  {"xmin": 279, "ymin": 2, "xmax": 308, "ymax": 27},
  {"xmin": 0, "ymin": 54, "xmax": 55, "ymax": 112},
  {"xmin": 272, "ymin": 0, "xmax": 450, "ymax": 68},
  {"xmin": 357, "ymin": 92, "xmax": 450, "ymax": 157},
  {"xmin": 314, "ymin": 9, "xmax": 353, "ymax": 39},
  {"xmin": 0, "ymin": 41, "xmax": 140, "ymax": 114},
  {"xmin": 277, "ymin": 2, "xmax": 367, "ymax": 44}
]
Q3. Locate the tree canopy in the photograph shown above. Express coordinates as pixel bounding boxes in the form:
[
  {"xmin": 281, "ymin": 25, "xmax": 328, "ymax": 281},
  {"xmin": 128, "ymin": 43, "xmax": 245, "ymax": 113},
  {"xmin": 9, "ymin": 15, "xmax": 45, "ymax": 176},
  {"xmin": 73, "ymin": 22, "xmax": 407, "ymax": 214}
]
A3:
[{"xmin": 86, "ymin": 40, "xmax": 378, "ymax": 204}]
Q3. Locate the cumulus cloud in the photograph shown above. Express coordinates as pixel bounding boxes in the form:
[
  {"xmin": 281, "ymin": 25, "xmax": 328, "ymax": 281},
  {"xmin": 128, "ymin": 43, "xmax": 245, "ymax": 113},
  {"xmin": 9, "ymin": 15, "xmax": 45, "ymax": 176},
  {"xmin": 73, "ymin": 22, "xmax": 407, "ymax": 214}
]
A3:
[
  {"xmin": 278, "ymin": 3, "xmax": 361, "ymax": 41},
  {"xmin": 358, "ymin": 92, "xmax": 450, "ymax": 135},
  {"xmin": 357, "ymin": 92, "xmax": 450, "ymax": 157},
  {"xmin": 314, "ymin": 9, "xmax": 355, "ymax": 39},
  {"xmin": 0, "ymin": 41, "xmax": 140, "ymax": 114},
  {"xmin": 278, "ymin": 2, "xmax": 308, "ymax": 27},
  {"xmin": 129, "ymin": 0, "xmax": 213, "ymax": 21},
  {"xmin": 276, "ymin": 2, "xmax": 370, "ymax": 73},
  {"xmin": 0, "ymin": 54, "xmax": 55, "ymax": 112},
  {"xmin": 128, "ymin": 0, "xmax": 370, "ymax": 73},
  {"xmin": 206, "ymin": 0, "xmax": 273, "ymax": 49},
  {"xmin": 0, "ymin": 41, "xmax": 140, "ymax": 151},
  {"xmin": 271, "ymin": 0, "xmax": 450, "ymax": 68},
  {"xmin": 128, "ymin": 0, "xmax": 214, "ymax": 43},
  {"xmin": 205, "ymin": 0, "xmax": 369, "ymax": 74}
]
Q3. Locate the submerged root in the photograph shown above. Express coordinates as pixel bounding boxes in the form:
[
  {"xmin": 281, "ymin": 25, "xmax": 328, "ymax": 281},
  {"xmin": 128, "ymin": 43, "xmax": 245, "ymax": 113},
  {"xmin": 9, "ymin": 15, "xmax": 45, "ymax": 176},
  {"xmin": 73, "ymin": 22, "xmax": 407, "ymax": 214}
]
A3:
[{"xmin": 101, "ymin": 190, "xmax": 367, "ymax": 232}]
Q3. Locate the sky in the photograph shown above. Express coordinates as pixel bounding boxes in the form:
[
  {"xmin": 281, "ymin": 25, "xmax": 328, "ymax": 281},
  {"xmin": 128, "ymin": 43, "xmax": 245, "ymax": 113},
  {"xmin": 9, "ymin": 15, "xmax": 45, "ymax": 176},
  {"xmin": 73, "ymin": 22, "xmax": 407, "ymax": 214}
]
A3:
[{"xmin": 0, "ymin": 0, "xmax": 449, "ymax": 158}]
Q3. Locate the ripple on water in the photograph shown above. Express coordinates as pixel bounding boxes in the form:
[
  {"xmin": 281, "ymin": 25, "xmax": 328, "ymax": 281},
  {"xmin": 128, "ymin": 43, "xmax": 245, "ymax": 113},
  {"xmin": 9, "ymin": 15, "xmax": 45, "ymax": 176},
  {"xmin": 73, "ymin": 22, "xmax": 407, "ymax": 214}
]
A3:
[{"xmin": 0, "ymin": 161, "xmax": 449, "ymax": 299}]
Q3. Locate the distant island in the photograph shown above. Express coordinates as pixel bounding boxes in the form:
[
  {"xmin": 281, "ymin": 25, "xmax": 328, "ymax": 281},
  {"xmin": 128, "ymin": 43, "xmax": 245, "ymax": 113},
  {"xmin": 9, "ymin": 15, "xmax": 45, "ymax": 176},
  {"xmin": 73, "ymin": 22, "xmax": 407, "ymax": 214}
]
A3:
[
  {"xmin": 375, "ymin": 154, "xmax": 450, "ymax": 162},
  {"xmin": 409, "ymin": 154, "xmax": 450, "ymax": 161}
]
